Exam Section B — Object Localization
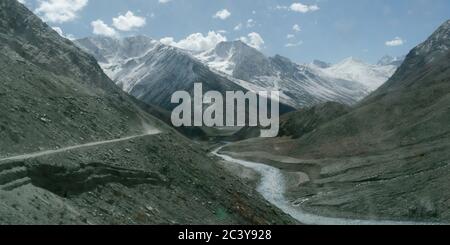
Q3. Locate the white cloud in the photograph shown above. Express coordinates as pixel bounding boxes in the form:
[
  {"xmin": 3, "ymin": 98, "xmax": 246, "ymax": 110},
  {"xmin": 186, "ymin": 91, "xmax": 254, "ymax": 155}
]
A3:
[
  {"xmin": 292, "ymin": 24, "xmax": 301, "ymax": 32},
  {"xmin": 160, "ymin": 37, "xmax": 175, "ymax": 45},
  {"xmin": 286, "ymin": 34, "xmax": 295, "ymax": 39},
  {"xmin": 234, "ymin": 23, "xmax": 243, "ymax": 31},
  {"xmin": 160, "ymin": 31, "xmax": 227, "ymax": 52},
  {"xmin": 240, "ymin": 32, "xmax": 265, "ymax": 50},
  {"xmin": 91, "ymin": 19, "xmax": 117, "ymax": 37},
  {"xmin": 159, "ymin": 37, "xmax": 175, "ymax": 45},
  {"xmin": 290, "ymin": 3, "xmax": 319, "ymax": 13},
  {"xmin": 385, "ymin": 37, "xmax": 404, "ymax": 46},
  {"xmin": 36, "ymin": 0, "xmax": 88, "ymax": 23},
  {"xmin": 158, "ymin": 0, "xmax": 171, "ymax": 3},
  {"xmin": 52, "ymin": 26, "xmax": 75, "ymax": 40},
  {"xmin": 17, "ymin": 0, "xmax": 26, "ymax": 4},
  {"xmin": 112, "ymin": 11, "xmax": 146, "ymax": 31},
  {"xmin": 213, "ymin": 9, "xmax": 231, "ymax": 20},
  {"xmin": 285, "ymin": 41, "xmax": 303, "ymax": 48},
  {"xmin": 277, "ymin": 2, "xmax": 319, "ymax": 13}
]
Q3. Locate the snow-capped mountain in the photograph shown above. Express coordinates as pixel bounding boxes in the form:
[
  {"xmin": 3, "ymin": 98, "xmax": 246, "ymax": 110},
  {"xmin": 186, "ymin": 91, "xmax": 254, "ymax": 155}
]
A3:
[
  {"xmin": 196, "ymin": 41, "xmax": 397, "ymax": 106},
  {"xmin": 76, "ymin": 37, "xmax": 399, "ymax": 110},
  {"xmin": 313, "ymin": 57, "xmax": 399, "ymax": 90},
  {"xmin": 76, "ymin": 36, "xmax": 255, "ymax": 111},
  {"xmin": 76, "ymin": 36, "xmax": 163, "ymax": 92}
]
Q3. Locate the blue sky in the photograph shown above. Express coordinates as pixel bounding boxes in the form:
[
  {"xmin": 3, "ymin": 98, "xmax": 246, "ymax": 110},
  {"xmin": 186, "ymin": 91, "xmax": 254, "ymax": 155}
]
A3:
[{"xmin": 21, "ymin": 0, "xmax": 450, "ymax": 64}]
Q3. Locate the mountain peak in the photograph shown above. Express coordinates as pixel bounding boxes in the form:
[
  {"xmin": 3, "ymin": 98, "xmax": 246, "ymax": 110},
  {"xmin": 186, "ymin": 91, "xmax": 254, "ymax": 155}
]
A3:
[
  {"xmin": 213, "ymin": 40, "xmax": 260, "ymax": 56},
  {"xmin": 219, "ymin": 40, "xmax": 250, "ymax": 47},
  {"xmin": 76, "ymin": 35, "xmax": 162, "ymax": 64},
  {"xmin": 207, "ymin": 40, "xmax": 266, "ymax": 65},
  {"xmin": 415, "ymin": 19, "xmax": 450, "ymax": 56}
]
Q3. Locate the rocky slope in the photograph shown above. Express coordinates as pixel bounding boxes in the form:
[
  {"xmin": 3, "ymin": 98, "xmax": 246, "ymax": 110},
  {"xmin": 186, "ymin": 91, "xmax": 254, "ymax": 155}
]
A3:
[
  {"xmin": 278, "ymin": 102, "xmax": 351, "ymax": 139},
  {"xmin": 0, "ymin": 2, "xmax": 156, "ymax": 156},
  {"xmin": 222, "ymin": 20, "xmax": 450, "ymax": 222},
  {"xmin": 0, "ymin": 0, "xmax": 295, "ymax": 225},
  {"xmin": 229, "ymin": 102, "xmax": 351, "ymax": 141}
]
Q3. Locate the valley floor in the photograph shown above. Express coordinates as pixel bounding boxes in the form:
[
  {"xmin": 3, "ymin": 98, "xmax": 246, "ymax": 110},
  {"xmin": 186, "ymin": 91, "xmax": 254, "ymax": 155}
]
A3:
[{"xmin": 217, "ymin": 143, "xmax": 449, "ymax": 224}]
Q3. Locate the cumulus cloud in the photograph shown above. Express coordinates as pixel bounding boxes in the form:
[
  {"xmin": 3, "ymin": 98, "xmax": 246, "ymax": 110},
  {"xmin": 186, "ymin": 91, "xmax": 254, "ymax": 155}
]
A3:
[
  {"xmin": 36, "ymin": 0, "xmax": 88, "ymax": 23},
  {"xmin": 91, "ymin": 19, "xmax": 117, "ymax": 37},
  {"xmin": 286, "ymin": 34, "xmax": 295, "ymax": 39},
  {"xmin": 160, "ymin": 31, "xmax": 227, "ymax": 52},
  {"xmin": 213, "ymin": 9, "xmax": 231, "ymax": 20},
  {"xmin": 158, "ymin": 0, "xmax": 171, "ymax": 3},
  {"xmin": 385, "ymin": 37, "xmax": 404, "ymax": 47},
  {"xmin": 292, "ymin": 24, "xmax": 301, "ymax": 32},
  {"xmin": 112, "ymin": 11, "xmax": 146, "ymax": 31},
  {"xmin": 240, "ymin": 32, "xmax": 265, "ymax": 50},
  {"xmin": 277, "ymin": 2, "xmax": 319, "ymax": 13},
  {"xmin": 159, "ymin": 37, "xmax": 175, "ymax": 45},
  {"xmin": 17, "ymin": 0, "xmax": 26, "ymax": 4}
]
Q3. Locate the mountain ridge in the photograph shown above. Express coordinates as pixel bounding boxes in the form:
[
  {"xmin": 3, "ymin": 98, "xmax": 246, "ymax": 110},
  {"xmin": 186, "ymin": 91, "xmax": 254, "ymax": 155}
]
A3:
[
  {"xmin": 198, "ymin": 40, "xmax": 398, "ymax": 107},
  {"xmin": 76, "ymin": 36, "xmax": 400, "ymax": 110}
]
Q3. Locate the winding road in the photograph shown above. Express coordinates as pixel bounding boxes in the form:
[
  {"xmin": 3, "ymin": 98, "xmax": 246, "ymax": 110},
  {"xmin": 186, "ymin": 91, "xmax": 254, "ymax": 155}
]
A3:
[
  {"xmin": 213, "ymin": 146, "xmax": 439, "ymax": 225},
  {"xmin": 0, "ymin": 128, "xmax": 161, "ymax": 191},
  {"xmin": 0, "ymin": 129, "xmax": 161, "ymax": 163}
]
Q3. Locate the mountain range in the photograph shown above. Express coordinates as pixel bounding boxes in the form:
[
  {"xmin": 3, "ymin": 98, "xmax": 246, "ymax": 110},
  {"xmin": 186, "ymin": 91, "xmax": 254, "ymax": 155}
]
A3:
[{"xmin": 76, "ymin": 36, "xmax": 400, "ymax": 110}]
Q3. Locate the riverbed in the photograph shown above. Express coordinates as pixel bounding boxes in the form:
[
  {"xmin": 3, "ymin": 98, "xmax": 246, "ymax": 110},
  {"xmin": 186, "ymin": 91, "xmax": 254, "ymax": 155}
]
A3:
[{"xmin": 213, "ymin": 146, "xmax": 437, "ymax": 225}]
